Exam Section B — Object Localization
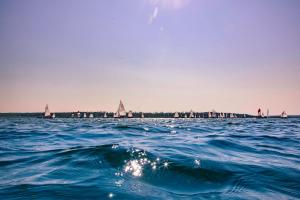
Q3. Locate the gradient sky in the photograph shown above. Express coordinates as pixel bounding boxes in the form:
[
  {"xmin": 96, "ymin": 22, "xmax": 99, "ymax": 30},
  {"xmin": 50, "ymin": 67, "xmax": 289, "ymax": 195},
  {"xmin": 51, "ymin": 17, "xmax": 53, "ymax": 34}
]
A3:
[{"xmin": 0, "ymin": 0, "xmax": 300, "ymax": 114}]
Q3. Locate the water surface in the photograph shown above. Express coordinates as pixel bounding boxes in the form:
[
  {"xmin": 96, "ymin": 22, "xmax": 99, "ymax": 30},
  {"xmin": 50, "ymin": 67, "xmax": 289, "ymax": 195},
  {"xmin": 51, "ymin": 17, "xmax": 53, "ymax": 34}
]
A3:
[{"xmin": 0, "ymin": 118, "xmax": 299, "ymax": 199}]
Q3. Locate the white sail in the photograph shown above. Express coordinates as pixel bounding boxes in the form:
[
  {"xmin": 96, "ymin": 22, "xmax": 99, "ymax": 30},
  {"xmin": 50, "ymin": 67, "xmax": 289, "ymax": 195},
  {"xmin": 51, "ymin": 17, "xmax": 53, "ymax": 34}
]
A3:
[
  {"xmin": 189, "ymin": 110, "xmax": 194, "ymax": 118},
  {"xmin": 128, "ymin": 110, "xmax": 133, "ymax": 118},
  {"xmin": 208, "ymin": 112, "xmax": 212, "ymax": 118},
  {"xmin": 141, "ymin": 113, "xmax": 144, "ymax": 118},
  {"xmin": 104, "ymin": 112, "xmax": 107, "ymax": 118},
  {"xmin": 184, "ymin": 114, "xmax": 187, "ymax": 118},
  {"xmin": 281, "ymin": 111, "xmax": 288, "ymax": 118},
  {"xmin": 89, "ymin": 113, "xmax": 94, "ymax": 118},
  {"xmin": 115, "ymin": 100, "xmax": 126, "ymax": 117},
  {"xmin": 44, "ymin": 104, "xmax": 51, "ymax": 117},
  {"xmin": 52, "ymin": 113, "xmax": 55, "ymax": 118},
  {"xmin": 211, "ymin": 110, "xmax": 216, "ymax": 118},
  {"xmin": 83, "ymin": 113, "xmax": 87, "ymax": 118},
  {"xmin": 77, "ymin": 112, "xmax": 81, "ymax": 118},
  {"xmin": 174, "ymin": 112, "xmax": 179, "ymax": 118}
]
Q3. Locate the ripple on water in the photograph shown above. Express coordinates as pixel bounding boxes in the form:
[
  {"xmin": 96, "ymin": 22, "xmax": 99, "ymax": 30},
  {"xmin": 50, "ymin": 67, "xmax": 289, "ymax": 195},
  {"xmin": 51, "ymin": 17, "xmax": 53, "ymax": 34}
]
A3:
[{"xmin": 0, "ymin": 118, "xmax": 300, "ymax": 199}]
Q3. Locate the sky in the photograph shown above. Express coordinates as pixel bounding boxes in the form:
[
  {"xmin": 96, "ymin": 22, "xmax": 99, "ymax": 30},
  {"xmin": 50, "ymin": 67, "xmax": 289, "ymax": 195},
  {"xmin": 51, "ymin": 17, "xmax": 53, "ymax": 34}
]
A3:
[{"xmin": 0, "ymin": 0, "xmax": 300, "ymax": 114}]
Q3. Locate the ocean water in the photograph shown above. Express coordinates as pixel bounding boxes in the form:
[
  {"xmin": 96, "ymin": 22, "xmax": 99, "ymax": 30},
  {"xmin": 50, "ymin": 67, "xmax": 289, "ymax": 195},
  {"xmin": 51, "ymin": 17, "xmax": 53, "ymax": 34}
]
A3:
[{"xmin": 0, "ymin": 118, "xmax": 299, "ymax": 200}]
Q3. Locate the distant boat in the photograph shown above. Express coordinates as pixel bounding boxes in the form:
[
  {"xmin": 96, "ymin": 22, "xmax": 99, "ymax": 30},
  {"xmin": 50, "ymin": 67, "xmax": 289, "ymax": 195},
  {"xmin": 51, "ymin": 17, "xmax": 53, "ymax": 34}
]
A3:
[
  {"xmin": 184, "ymin": 114, "xmax": 187, "ymax": 118},
  {"xmin": 208, "ymin": 112, "xmax": 212, "ymax": 118},
  {"xmin": 189, "ymin": 110, "xmax": 194, "ymax": 118},
  {"xmin": 128, "ymin": 110, "xmax": 133, "ymax": 118},
  {"xmin": 257, "ymin": 108, "xmax": 263, "ymax": 118},
  {"xmin": 115, "ymin": 100, "xmax": 126, "ymax": 118},
  {"xmin": 174, "ymin": 112, "xmax": 179, "ymax": 118},
  {"xmin": 77, "ymin": 111, "xmax": 81, "ymax": 118},
  {"xmin": 219, "ymin": 112, "xmax": 224, "ymax": 118},
  {"xmin": 230, "ymin": 113, "xmax": 234, "ymax": 118},
  {"xmin": 104, "ymin": 112, "xmax": 107, "ymax": 118},
  {"xmin": 89, "ymin": 113, "xmax": 94, "ymax": 118},
  {"xmin": 83, "ymin": 113, "xmax": 87, "ymax": 118},
  {"xmin": 52, "ymin": 113, "xmax": 55, "ymax": 119},
  {"xmin": 281, "ymin": 111, "xmax": 288, "ymax": 118},
  {"xmin": 211, "ymin": 110, "xmax": 217, "ymax": 118},
  {"xmin": 44, "ymin": 104, "xmax": 51, "ymax": 118},
  {"xmin": 71, "ymin": 113, "xmax": 75, "ymax": 118},
  {"xmin": 141, "ymin": 113, "xmax": 144, "ymax": 118}
]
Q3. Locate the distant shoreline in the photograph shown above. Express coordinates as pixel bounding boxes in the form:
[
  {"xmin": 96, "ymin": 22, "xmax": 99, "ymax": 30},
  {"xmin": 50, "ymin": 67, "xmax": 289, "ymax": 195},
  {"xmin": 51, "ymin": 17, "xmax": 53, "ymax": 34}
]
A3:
[{"xmin": 0, "ymin": 112, "xmax": 299, "ymax": 118}]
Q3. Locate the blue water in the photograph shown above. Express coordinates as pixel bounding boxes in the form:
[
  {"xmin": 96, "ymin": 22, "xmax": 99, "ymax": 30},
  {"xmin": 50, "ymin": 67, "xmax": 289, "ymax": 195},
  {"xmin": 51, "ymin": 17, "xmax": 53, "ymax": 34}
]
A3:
[{"xmin": 0, "ymin": 118, "xmax": 300, "ymax": 199}]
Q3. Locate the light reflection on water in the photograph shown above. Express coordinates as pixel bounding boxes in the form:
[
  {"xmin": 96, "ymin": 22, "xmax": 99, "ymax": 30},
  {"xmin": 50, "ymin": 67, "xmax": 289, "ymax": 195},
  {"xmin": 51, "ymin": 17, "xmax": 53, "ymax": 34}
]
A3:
[{"xmin": 0, "ymin": 118, "xmax": 299, "ymax": 199}]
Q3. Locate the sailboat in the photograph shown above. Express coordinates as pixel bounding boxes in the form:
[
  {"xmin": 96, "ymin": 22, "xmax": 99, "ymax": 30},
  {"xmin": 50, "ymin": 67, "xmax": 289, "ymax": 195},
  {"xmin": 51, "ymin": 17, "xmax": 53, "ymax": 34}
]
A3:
[
  {"xmin": 257, "ymin": 108, "xmax": 263, "ymax": 118},
  {"xmin": 281, "ymin": 111, "xmax": 288, "ymax": 118},
  {"xmin": 230, "ymin": 113, "xmax": 234, "ymax": 118},
  {"xmin": 44, "ymin": 104, "xmax": 51, "ymax": 118},
  {"xmin": 104, "ymin": 112, "xmax": 107, "ymax": 118},
  {"xmin": 174, "ymin": 112, "xmax": 179, "ymax": 118},
  {"xmin": 184, "ymin": 114, "xmax": 187, "ymax": 118},
  {"xmin": 52, "ymin": 113, "xmax": 55, "ymax": 119},
  {"xmin": 128, "ymin": 110, "xmax": 133, "ymax": 118},
  {"xmin": 71, "ymin": 113, "xmax": 75, "ymax": 118},
  {"xmin": 211, "ymin": 110, "xmax": 217, "ymax": 118},
  {"xmin": 89, "ymin": 113, "xmax": 94, "ymax": 118},
  {"xmin": 208, "ymin": 112, "xmax": 212, "ymax": 118},
  {"xmin": 115, "ymin": 100, "xmax": 126, "ymax": 118},
  {"xmin": 83, "ymin": 113, "xmax": 87, "ymax": 118},
  {"xmin": 189, "ymin": 110, "xmax": 194, "ymax": 118},
  {"xmin": 141, "ymin": 113, "xmax": 144, "ymax": 118},
  {"xmin": 77, "ymin": 111, "xmax": 81, "ymax": 118}
]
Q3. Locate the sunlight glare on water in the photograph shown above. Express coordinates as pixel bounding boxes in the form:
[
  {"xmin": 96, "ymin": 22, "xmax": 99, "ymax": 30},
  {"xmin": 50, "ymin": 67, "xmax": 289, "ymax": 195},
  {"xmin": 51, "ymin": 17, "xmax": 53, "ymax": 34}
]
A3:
[{"xmin": 0, "ymin": 117, "xmax": 299, "ymax": 199}]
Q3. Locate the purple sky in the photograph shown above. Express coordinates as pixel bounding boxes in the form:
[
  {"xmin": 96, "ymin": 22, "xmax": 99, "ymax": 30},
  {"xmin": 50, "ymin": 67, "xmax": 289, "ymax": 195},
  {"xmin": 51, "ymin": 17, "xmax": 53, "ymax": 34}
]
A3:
[{"xmin": 0, "ymin": 0, "xmax": 300, "ymax": 114}]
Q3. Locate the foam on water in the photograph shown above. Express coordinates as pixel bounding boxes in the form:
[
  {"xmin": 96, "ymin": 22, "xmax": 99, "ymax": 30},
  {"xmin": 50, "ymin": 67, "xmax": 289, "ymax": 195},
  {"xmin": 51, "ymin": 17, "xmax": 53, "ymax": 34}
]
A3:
[{"xmin": 0, "ymin": 117, "xmax": 300, "ymax": 199}]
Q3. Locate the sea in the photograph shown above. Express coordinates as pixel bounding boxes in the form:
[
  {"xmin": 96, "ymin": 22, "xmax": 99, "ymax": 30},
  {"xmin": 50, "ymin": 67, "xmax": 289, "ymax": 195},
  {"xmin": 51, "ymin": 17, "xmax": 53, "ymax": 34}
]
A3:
[{"xmin": 0, "ymin": 117, "xmax": 299, "ymax": 199}]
